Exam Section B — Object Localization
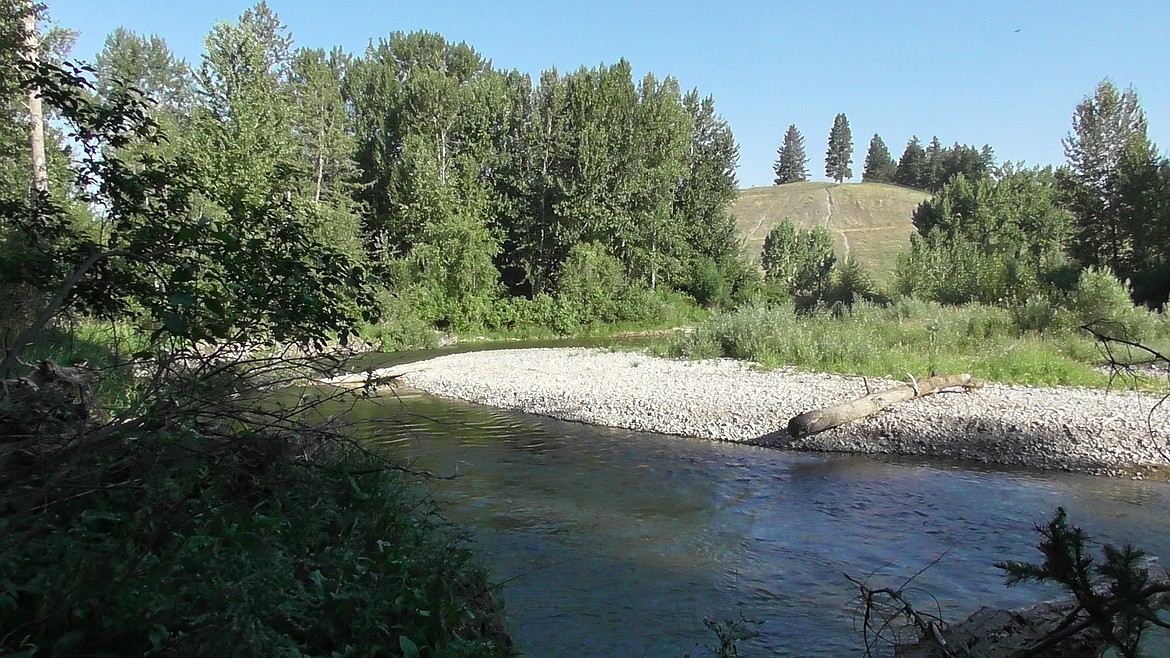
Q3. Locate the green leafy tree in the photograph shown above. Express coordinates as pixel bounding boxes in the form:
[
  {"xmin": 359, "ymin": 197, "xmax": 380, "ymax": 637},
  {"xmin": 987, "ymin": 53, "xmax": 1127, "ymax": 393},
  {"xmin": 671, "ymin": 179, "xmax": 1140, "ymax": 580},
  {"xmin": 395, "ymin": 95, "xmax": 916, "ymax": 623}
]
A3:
[
  {"xmin": 0, "ymin": 59, "xmax": 377, "ymax": 370},
  {"xmin": 773, "ymin": 123, "xmax": 808, "ymax": 184},
  {"xmin": 1058, "ymin": 79, "xmax": 1166, "ymax": 304},
  {"xmin": 861, "ymin": 133, "xmax": 896, "ymax": 183},
  {"xmin": 93, "ymin": 27, "xmax": 193, "ymax": 113},
  {"xmin": 289, "ymin": 47, "xmax": 357, "ymax": 204},
  {"xmin": 761, "ymin": 218, "xmax": 835, "ymax": 296},
  {"xmin": 673, "ymin": 89, "xmax": 743, "ymax": 305},
  {"xmin": 825, "ymin": 113, "xmax": 853, "ymax": 183},
  {"xmin": 899, "ymin": 166, "xmax": 1072, "ymax": 304},
  {"xmin": 894, "ymin": 136, "xmax": 926, "ymax": 188}
]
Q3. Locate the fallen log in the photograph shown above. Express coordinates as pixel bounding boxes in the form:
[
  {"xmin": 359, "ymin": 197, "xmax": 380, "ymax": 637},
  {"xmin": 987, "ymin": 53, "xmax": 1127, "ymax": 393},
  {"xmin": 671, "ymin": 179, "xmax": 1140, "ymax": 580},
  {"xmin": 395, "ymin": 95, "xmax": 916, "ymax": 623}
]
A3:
[{"xmin": 787, "ymin": 373, "xmax": 983, "ymax": 438}]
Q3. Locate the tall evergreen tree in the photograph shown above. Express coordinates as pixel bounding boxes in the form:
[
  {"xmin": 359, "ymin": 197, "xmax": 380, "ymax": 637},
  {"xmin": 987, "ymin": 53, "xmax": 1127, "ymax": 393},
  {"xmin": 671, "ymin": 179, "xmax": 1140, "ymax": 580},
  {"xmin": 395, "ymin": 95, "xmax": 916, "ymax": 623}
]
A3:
[
  {"xmin": 825, "ymin": 113, "xmax": 852, "ymax": 183},
  {"xmin": 773, "ymin": 123, "xmax": 808, "ymax": 184},
  {"xmin": 894, "ymin": 136, "xmax": 926, "ymax": 189},
  {"xmin": 924, "ymin": 135, "xmax": 944, "ymax": 191},
  {"xmin": 861, "ymin": 133, "xmax": 896, "ymax": 183}
]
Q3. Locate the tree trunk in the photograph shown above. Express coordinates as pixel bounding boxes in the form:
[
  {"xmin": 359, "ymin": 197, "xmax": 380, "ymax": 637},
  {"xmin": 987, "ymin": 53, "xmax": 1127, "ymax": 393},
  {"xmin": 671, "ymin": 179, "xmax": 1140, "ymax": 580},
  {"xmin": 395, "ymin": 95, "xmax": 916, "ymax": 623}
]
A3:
[
  {"xmin": 22, "ymin": 0, "xmax": 47, "ymax": 193},
  {"xmin": 787, "ymin": 373, "xmax": 983, "ymax": 438}
]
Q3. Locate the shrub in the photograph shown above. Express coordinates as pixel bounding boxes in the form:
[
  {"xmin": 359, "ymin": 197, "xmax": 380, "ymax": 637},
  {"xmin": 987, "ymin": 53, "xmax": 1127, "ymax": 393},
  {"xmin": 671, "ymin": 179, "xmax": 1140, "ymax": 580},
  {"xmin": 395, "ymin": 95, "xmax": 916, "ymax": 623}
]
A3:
[
  {"xmin": 555, "ymin": 242, "xmax": 627, "ymax": 326},
  {"xmin": 0, "ymin": 350, "xmax": 512, "ymax": 657},
  {"xmin": 1066, "ymin": 268, "xmax": 1157, "ymax": 340}
]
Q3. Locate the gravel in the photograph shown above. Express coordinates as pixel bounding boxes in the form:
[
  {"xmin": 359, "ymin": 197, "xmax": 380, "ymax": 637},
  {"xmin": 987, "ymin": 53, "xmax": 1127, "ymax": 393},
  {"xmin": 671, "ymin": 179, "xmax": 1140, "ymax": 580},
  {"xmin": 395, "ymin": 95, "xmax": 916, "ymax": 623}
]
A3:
[{"xmin": 384, "ymin": 347, "xmax": 1170, "ymax": 477}]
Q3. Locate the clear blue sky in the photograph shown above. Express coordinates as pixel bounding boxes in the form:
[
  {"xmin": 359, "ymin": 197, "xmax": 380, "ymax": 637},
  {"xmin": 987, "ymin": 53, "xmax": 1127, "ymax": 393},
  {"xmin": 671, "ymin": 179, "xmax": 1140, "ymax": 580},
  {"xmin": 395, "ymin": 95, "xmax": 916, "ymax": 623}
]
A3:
[{"xmin": 50, "ymin": 0, "xmax": 1170, "ymax": 189}]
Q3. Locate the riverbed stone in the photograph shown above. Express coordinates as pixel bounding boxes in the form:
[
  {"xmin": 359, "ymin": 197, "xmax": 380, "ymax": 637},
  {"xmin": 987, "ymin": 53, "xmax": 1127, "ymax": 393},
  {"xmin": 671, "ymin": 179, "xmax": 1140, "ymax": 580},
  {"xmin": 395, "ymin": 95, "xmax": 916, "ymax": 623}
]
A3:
[{"xmin": 382, "ymin": 348, "xmax": 1170, "ymax": 477}]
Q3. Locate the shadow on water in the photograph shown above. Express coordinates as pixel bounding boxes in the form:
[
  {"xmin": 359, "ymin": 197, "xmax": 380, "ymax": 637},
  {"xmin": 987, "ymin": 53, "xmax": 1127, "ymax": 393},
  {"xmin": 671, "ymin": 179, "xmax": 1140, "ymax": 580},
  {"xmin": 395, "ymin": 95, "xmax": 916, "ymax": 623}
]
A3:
[{"xmin": 330, "ymin": 347, "xmax": 1170, "ymax": 656}]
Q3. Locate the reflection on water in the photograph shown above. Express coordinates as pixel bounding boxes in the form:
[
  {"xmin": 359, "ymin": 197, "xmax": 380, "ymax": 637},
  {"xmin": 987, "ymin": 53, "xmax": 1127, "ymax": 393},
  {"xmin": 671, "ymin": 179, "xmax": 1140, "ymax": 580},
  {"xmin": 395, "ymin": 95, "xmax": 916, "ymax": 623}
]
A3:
[{"xmin": 339, "ymin": 377, "xmax": 1170, "ymax": 656}]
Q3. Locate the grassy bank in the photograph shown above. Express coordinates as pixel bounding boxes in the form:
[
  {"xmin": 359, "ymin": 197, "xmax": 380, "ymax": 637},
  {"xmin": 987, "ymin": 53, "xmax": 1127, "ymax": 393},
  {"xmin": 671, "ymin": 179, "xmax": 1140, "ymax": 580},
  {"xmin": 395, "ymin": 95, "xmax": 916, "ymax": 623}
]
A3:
[{"xmin": 664, "ymin": 299, "xmax": 1170, "ymax": 389}]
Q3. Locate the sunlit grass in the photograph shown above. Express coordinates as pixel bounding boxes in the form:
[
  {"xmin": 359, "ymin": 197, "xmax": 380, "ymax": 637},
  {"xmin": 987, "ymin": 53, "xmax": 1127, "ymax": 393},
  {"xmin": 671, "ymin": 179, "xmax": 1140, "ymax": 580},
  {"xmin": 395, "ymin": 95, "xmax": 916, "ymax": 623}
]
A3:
[{"xmin": 661, "ymin": 299, "xmax": 1169, "ymax": 390}]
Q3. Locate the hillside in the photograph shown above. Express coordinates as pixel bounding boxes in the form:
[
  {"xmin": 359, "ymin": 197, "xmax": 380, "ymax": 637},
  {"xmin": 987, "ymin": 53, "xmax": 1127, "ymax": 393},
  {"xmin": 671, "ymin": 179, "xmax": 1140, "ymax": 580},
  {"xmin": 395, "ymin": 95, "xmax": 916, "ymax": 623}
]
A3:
[{"xmin": 732, "ymin": 182, "xmax": 929, "ymax": 282}]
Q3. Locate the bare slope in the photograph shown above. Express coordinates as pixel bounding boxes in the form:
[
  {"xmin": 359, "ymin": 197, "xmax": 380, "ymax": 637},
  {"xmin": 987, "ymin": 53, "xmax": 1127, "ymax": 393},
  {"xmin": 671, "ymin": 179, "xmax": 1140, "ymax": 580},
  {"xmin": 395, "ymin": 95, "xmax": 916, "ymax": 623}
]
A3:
[{"xmin": 733, "ymin": 182, "xmax": 929, "ymax": 281}]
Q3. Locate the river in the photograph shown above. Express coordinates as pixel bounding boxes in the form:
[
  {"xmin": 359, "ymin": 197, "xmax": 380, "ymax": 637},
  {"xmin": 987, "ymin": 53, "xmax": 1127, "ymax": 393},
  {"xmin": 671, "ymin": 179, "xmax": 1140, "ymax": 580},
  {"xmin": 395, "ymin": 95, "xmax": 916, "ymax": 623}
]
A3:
[{"xmin": 339, "ymin": 348, "xmax": 1170, "ymax": 656}]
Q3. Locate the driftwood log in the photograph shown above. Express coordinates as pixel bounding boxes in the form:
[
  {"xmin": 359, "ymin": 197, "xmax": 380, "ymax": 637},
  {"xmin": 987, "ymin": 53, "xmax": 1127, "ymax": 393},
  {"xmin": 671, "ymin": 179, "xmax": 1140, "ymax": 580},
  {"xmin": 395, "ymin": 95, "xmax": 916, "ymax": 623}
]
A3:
[{"xmin": 787, "ymin": 373, "xmax": 983, "ymax": 438}]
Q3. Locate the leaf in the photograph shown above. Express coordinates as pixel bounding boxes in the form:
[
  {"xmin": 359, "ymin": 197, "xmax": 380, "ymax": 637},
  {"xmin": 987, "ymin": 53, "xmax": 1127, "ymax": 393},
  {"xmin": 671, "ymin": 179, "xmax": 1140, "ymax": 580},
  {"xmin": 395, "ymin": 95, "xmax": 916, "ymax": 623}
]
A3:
[
  {"xmin": 398, "ymin": 635, "xmax": 420, "ymax": 658},
  {"xmin": 161, "ymin": 312, "xmax": 188, "ymax": 335},
  {"xmin": 168, "ymin": 291, "xmax": 196, "ymax": 307}
]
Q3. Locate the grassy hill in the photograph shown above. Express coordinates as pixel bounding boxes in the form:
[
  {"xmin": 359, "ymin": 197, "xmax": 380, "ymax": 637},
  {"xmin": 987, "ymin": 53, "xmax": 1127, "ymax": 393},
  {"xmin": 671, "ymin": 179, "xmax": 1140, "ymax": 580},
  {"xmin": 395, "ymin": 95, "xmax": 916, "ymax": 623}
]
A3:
[{"xmin": 732, "ymin": 181, "xmax": 929, "ymax": 282}]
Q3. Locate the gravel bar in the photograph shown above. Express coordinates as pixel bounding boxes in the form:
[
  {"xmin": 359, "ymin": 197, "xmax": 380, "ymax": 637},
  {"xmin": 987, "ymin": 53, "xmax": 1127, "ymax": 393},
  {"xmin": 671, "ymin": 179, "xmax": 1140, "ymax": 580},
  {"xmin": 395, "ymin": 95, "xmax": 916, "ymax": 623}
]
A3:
[{"xmin": 386, "ymin": 347, "xmax": 1170, "ymax": 477}]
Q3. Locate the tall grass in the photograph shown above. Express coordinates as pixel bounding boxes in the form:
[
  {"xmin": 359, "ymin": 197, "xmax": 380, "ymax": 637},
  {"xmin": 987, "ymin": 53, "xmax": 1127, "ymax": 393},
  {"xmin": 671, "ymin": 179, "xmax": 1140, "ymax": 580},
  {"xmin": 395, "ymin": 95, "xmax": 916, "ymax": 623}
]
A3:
[{"xmin": 667, "ymin": 298, "xmax": 1169, "ymax": 388}]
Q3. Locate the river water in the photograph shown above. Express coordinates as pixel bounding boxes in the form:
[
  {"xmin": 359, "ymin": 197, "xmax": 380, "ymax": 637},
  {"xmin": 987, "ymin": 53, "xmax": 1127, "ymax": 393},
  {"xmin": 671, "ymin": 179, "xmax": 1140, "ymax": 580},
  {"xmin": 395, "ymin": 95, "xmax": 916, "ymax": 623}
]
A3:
[{"xmin": 342, "ymin": 350, "xmax": 1170, "ymax": 656}]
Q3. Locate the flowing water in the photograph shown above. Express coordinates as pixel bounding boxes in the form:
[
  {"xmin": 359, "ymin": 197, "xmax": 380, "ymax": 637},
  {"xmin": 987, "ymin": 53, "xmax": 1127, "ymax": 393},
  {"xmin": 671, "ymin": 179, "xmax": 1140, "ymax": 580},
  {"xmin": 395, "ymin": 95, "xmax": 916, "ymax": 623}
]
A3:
[{"xmin": 339, "ymin": 349, "xmax": 1170, "ymax": 656}]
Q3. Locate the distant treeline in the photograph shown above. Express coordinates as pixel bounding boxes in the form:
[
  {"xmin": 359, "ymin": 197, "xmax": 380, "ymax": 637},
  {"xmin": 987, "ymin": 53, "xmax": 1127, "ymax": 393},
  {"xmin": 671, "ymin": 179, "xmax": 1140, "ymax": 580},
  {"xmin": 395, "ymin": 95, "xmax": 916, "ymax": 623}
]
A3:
[{"xmin": 769, "ymin": 83, "xmax": 1170, "ymax": 309}]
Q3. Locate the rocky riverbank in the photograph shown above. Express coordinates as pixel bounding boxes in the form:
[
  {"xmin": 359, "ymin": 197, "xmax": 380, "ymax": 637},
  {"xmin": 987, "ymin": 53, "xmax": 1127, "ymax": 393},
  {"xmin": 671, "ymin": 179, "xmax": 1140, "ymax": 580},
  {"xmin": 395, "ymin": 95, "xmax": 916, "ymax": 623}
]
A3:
[{"xmin": 364, "ymin": 347, "xmax": 1169, "ymax": 477}]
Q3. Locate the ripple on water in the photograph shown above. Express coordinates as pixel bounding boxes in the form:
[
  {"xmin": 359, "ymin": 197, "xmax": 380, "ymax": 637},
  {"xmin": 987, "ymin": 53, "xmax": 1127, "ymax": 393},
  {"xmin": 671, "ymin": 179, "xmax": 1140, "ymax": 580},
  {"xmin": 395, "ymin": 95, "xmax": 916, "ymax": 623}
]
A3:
[{"xmin": 342, "ymin": 384, "xmax": 1170, "ymax": 656}]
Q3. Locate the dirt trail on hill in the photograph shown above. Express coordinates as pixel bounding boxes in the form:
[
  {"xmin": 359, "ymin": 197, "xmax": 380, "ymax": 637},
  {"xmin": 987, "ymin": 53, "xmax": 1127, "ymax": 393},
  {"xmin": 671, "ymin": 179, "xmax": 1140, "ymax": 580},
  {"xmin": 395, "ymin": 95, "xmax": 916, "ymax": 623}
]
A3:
[{"xmin": 824, "ymin": 187, "xmax": 852, "ymax": 261}]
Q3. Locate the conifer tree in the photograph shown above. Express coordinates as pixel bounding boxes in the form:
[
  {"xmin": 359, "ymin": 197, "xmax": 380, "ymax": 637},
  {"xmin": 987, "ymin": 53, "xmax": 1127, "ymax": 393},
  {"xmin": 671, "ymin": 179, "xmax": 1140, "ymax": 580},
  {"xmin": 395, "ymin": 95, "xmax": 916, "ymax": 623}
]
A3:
[
  {"xmin": 894, "ymin": 136, "xmax": 926, "ymax": 189},
  {"xmin": 772, "ymin": 123, "xmax": 808, "ymax": 184},
  {"xmin": 924, "ymin": 135, "xmax": 944, "ymax": 191},
  {"xmin": 825, "ymin": 113, "xmax": 853, "ymax": 183},
  {"xmin": 861, "ymin": 133, "xmax": 896, "ymax": 183}
]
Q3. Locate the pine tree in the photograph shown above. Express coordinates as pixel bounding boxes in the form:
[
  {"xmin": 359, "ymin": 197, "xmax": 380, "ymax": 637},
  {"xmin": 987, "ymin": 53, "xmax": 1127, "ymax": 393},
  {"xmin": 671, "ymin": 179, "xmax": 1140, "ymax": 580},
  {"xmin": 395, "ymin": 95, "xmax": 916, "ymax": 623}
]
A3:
[
  {"xmin": 861, "ymin": 133, "xmax": 896, "ymax": 183},
  {"xmin": 894, "ymin": 136, "xmax": 926, "ymax": 189},
  {"xmin": 772, "ymin": 124, "xmax": 808, "ymax": 184},
  {"xmin": 825, "ymin": 113, "xmax": 853, "ymax": 183},
  {"xmin": 924, "ymin": 135, "xmax": 944, "ymax": 191}
]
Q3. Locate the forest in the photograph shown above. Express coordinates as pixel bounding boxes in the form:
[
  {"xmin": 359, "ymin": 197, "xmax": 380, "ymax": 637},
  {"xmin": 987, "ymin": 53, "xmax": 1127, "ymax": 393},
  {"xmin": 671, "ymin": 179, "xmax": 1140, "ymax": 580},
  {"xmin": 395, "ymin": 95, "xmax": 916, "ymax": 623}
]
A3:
[
  {"xmin": 3, "ymin": 0, "xmax": 1170, "ymax": 656},
  {"xmin": 1, "ymin": 1, "xmax": 749, "ymax": 354}
]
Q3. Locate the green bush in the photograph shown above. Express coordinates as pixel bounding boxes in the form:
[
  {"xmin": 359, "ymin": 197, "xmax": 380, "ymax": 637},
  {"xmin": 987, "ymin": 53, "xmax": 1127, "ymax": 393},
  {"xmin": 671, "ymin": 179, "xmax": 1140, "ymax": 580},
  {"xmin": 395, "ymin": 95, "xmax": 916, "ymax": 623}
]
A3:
[
  {"xmin": 686, "ymin": 256, "xmax": 730, "ymax": 309},
  {"xmin": 667, "ymin": 297, "xmax": 1113, "ymax": 386},
  {"xmin": 1011, "ymin": 293, "xmax": 1069, "ymax": 334},
  {"xmin": 555, "ymin": 242, "xmax": 627, "ymax": 326},
  {"xmin": 1066, "ymin": 268, "xmax": 1158, "ymax": 340},
  {"xmin": 0, "ymin": 429, "xmax": 512, "ymax": 657}
]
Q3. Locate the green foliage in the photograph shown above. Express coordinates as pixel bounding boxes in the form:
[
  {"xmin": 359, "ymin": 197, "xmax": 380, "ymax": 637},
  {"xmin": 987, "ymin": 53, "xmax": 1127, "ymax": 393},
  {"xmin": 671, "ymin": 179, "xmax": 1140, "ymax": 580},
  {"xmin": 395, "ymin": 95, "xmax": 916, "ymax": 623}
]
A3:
[
  {"xmin": 898, "ymin": 166, "xmax": 1072, "ymax": 306},
  {"xmin": 894, "ymin": 135, "xmax": 994, "ymax": 191},
  {"xmin": 894, "ymin": 136, "xmax": 926, "ymax": 189},
  {"xmin": 668, "ymin": 298, "xmax": 1116, "ymax": 387},
  {"xmin": 1065, "ymin": 267, "xmax": 1158, "ymax": 340},
  {"xmin": 824, "ymin": 113, "xmax": 853, "ymax": 183},
  {"xmin": 997, "ymin": 508, "xmax": 1166, "ymax": 657},
  {"xmin": 554, "ymin": 242, "xmax": 633, "ymax": 331},
  {"xmin": 0, "ymin": 426, "xmax": 512, "ymax": 657},
  {"xmin": 0, "ymin": 60, "xmax": 378, "ymax": 353},
  {"xmin": 1059, "ymin": 78, "xmax": 1170, "ymax": 308},
  {"xmin": 773, "ymin": 123, "xmax": 808, "ymax": 184},
  {"xmin": 760, "ymin": 219, "xmax": 835, "ymax": 297},
  {"xmin": 93, "ymin": 27, "xmax": 193, "ymax": 112},
  {"xmin": 823, "ymin": 257, "xmax": 885, "ymax": 306},
  {"xmin": 861, "ymin": 133, "xmax": 896, "ymax": 183}
]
